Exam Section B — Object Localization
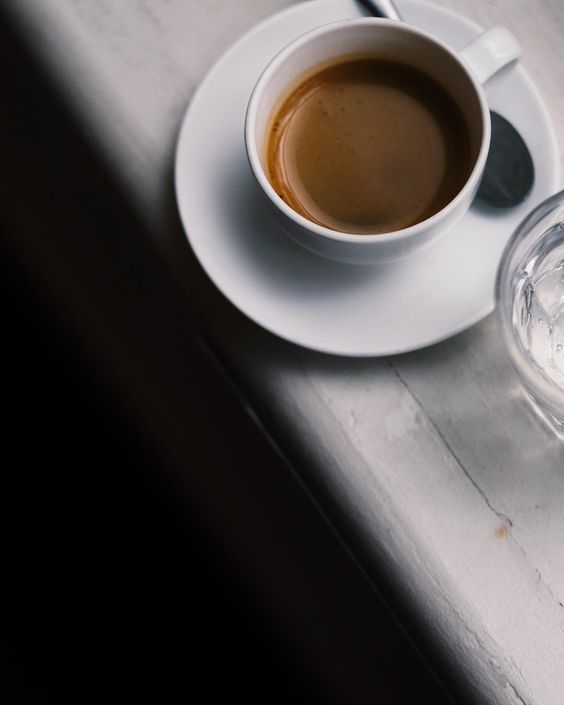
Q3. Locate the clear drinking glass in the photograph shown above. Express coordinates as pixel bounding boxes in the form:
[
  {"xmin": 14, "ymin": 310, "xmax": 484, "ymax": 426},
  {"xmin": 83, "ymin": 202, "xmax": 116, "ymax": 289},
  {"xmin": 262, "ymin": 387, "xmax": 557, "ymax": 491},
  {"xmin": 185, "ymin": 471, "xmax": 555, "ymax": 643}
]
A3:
[{"xmin": 496, "ymin": 190, "xmax": 564, "ymax": 438}]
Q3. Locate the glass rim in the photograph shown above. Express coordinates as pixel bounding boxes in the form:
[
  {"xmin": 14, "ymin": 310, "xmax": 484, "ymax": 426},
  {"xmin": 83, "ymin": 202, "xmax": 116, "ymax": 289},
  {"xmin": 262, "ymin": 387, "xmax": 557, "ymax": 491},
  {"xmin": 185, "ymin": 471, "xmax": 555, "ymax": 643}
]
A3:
[{"xmin": 495, "ymin": 189, "xmax": 564, "ymax": 414}]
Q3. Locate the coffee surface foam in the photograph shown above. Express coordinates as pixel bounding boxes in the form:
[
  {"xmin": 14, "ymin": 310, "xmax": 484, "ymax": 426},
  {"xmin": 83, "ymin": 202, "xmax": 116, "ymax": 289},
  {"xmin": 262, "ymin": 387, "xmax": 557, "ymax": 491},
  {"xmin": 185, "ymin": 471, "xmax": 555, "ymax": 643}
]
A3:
[{"xmin": 266, "ymin": 57, "xmax": 471, "ymax": 235}]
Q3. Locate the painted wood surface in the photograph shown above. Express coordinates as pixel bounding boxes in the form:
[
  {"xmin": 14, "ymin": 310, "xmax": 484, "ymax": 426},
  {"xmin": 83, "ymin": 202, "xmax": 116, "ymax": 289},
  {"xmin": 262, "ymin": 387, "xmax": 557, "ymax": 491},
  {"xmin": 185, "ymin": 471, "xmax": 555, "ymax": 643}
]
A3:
[{"xmin": 4, "ymin": 2, "xmax": 563, "ymax": 703}]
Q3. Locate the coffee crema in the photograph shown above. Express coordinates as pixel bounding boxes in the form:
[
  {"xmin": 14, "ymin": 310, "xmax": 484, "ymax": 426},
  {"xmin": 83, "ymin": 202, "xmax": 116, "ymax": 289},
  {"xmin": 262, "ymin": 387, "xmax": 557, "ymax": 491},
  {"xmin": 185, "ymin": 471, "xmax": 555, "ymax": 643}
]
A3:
[{"xmin": 265, "ymin": 56, "xmax": 472, "ymax": 235}]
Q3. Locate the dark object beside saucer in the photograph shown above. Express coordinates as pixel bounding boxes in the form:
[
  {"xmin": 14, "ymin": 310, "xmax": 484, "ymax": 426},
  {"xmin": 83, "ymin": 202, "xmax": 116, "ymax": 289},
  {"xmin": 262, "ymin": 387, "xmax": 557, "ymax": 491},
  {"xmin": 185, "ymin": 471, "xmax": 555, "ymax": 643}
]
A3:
[{"xmin": 476, "ymin": 111, "xmax": 535, "ymax": 208}]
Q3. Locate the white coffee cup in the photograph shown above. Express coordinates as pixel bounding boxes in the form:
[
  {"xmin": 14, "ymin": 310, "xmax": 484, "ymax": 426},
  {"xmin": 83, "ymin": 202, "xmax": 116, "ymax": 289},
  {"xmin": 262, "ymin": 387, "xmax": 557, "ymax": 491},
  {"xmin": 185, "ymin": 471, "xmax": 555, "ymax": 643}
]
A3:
[{"xmin": 245, "ymin": 18, "xmax": 521, "ymax": 264}]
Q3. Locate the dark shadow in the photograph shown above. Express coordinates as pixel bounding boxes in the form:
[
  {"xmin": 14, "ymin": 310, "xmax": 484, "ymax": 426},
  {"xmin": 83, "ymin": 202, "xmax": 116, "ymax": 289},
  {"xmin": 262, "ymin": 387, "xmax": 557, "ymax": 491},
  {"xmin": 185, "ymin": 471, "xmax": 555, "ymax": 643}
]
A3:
[{"xmin": 0, "ymin": 10, "xmax": 476, "ymax": 705}]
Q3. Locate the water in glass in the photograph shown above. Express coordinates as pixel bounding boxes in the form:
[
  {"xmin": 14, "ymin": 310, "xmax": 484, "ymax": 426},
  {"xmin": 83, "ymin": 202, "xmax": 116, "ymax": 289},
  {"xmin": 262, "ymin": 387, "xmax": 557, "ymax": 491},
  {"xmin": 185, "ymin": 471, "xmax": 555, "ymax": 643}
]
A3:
[{"xmin": 513, "ymin": 227, "xmax": 564, "ymax": 392}]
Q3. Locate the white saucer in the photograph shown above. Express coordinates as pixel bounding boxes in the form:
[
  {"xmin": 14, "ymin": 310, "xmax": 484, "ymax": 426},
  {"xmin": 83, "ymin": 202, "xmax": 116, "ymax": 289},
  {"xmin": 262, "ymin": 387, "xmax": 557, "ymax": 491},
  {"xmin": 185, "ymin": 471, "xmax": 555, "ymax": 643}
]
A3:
[{"xmin": 175, "ymin": 0, "xmax": 559, "ymax": 356}]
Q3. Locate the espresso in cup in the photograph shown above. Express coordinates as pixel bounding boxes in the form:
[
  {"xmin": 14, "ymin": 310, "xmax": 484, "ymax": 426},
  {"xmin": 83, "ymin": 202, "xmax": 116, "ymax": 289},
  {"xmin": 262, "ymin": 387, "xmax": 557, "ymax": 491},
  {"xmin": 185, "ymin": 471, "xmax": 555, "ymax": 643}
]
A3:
[
  {"xmin": 265, "ymin": 55, "xmax": 472, "ymax": 235},
  {"xmin": 246, "ymin": 20, "xmax": 520, "ymax": 263}
]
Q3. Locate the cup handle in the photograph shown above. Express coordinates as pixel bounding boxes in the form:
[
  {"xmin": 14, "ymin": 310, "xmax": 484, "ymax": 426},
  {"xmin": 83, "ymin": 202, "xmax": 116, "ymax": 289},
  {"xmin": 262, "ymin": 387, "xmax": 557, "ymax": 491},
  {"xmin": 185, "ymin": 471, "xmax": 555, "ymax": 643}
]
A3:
[{"xmin": 459, "ymin": 26, "xmax": 521, "ymax": 84}]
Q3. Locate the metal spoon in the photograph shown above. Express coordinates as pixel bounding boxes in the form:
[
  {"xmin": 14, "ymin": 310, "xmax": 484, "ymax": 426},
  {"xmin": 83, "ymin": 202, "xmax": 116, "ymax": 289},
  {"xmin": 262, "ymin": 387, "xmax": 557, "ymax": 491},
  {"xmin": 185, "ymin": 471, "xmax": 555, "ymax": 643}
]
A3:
[{"xmin": 358, "ymin": 0, "xmax": 535, "ymax": 208}]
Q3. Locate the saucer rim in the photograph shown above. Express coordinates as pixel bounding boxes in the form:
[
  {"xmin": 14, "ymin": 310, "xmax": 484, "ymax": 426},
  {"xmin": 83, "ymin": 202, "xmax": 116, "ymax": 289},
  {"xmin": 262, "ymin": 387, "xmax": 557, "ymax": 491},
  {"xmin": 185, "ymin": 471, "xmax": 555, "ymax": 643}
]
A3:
[{"xmin": 174, "ymin": 0, "xmax": 560, "ymax": 357}]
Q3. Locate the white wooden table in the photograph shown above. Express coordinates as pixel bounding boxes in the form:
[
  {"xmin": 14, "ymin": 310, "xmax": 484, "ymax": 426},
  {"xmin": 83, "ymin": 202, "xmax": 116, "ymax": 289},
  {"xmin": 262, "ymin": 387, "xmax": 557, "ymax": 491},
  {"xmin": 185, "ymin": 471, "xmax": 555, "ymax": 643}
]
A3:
[{"xmin": 4, "ymin": 2, "xmax": 563, "ymax": 704}]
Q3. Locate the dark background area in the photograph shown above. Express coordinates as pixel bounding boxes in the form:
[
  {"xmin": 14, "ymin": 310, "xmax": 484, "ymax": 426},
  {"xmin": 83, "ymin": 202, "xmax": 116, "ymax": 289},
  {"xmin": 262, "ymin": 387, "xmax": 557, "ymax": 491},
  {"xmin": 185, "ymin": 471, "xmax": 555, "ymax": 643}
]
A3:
[
  {"xmin": 2, "ymin": 245, "xmax": 320, "ymax": 704},
  {"xmin": 1, "ymin": 15, "xmax": 458, "ymax": 705}
]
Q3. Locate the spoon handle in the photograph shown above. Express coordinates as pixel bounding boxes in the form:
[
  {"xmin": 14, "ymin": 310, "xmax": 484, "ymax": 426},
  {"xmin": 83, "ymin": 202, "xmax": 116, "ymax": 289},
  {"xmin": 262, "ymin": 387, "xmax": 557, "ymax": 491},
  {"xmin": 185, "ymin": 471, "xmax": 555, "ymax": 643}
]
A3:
[{"xmin": 358, "ymin": 0, "xmax": 403, "ymax": 21}]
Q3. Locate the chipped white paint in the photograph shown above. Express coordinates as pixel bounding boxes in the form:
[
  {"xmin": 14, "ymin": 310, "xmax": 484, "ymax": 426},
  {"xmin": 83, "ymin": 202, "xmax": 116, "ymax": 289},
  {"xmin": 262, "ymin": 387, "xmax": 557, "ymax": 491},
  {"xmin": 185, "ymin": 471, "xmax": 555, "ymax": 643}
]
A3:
[
  {"xmin": 3, "ymin": 1, "xmax": 563, "ymax": 704},
  {"xmin": 227, "ymin": 317, "xmax": 564, "ymax": 705}
]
